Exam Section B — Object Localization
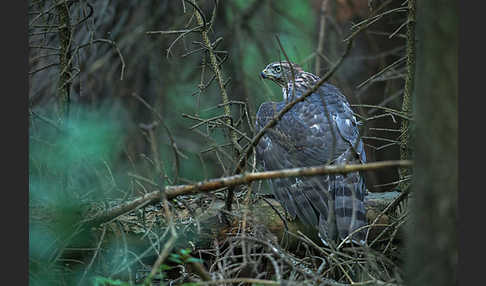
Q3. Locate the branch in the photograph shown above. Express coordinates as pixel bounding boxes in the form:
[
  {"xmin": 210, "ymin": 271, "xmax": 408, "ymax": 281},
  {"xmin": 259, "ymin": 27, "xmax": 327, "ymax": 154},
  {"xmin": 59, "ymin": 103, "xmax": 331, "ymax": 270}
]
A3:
[
  {"xmin": 77, "ymin": 39, "xmax": 126, "ymax": 80},
  {"xmin": 83, "ymin": 160, "xmax": 412, "ymax": 227},
  {"xmin": 190, "ymin": 0, "xmax": 241, "ymax": 212},
  {"xmin": 194, "ymin": 278, "xmax": 279, "ymax": 285},
  {"xmin": 315, "ymin": 0, "xmax": 330, "ymax": 76},
  {"xmin": 192, "ymin": 0, "xmax": 241, "ymax": 153},
  {"xmin": 144, "ymin": 196, "xmax": 178, "ymax": 285}
]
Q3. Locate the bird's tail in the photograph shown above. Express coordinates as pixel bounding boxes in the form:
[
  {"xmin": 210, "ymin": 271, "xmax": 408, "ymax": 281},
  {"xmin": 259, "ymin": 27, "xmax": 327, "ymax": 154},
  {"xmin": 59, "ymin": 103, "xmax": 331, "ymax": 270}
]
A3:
[{"xmin": 333, "ymin": 172, "xmax": 367, "ymax": 245}]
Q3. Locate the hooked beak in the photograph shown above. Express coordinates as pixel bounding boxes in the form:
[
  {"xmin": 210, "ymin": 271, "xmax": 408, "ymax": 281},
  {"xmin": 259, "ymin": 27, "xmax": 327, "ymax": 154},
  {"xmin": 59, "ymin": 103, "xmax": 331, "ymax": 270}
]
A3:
[{"xmin": 260, "ymin": 69, "xmax": 269, "ymax": 79}]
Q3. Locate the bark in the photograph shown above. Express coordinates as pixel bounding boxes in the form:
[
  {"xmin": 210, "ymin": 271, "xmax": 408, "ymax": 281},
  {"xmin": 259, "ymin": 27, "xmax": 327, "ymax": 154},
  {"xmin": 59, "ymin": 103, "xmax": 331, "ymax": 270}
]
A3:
[
  {"xmin": 398, "ymin": 0, "xmax": 415, "ymax": 191},
  {"xmin": 405, "ymin": 1, "xmax": 458, "ymax": 285},
  {"xmin": 56, "ymin": 0, "xmax": 72, "ymax": 121}
]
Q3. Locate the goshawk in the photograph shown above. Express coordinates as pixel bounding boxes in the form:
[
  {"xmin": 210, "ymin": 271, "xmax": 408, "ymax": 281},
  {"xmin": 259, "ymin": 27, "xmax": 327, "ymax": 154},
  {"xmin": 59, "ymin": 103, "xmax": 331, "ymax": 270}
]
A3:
[{"xmin": 256, "ymin": 61, "xmax": 367, "ymax": 245}]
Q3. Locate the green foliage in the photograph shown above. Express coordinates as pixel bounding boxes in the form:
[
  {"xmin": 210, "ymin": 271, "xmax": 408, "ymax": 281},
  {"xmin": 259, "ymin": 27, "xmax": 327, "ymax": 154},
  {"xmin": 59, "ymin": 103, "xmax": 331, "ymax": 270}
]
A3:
[
  {"xmin": 29, "ymin": 102, "xmax": 131, "ymax": 285},
  {"xmin": 93, "ymin": 276, "xmax": 133, "ymax": 286},
  {"xmin": 169, "ymin": 248, "xmax": 203, "ymax": 265},
  {"xmin": 30, "ymin": 102, "xmax": 130, "ymax": 202}
]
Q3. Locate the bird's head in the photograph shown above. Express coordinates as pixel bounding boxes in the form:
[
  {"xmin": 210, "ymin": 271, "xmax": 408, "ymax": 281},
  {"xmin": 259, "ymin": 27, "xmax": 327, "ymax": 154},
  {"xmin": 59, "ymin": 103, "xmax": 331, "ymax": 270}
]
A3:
[{"xmin": 260, "ymin": 61, "xmax": 304, "ymax": 87}]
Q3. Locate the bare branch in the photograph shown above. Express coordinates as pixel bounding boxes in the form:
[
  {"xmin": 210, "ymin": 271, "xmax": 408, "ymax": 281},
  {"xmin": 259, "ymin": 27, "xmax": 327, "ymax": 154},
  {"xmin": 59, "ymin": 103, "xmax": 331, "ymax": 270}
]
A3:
[
  {"xmin": 77, "ymin": 38, "xmax": 126, "ymax": 80},
  {"xmin": 144, "ymin": 196, "xmax": 178, "ymax": 284},
  {"xmin": 315, "ymin": 0, "xmax": 330, "ymax": 76},
  {"xmin": 84, "ymin": 160, "xmax": 412, "ymax": 227}
]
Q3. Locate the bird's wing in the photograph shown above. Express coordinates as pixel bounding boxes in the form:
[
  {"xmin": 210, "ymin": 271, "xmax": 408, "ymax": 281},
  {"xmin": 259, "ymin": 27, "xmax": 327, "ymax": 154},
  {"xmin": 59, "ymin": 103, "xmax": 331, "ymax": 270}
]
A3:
[
  {"xmin": 255, "ymin": 98, "xmax": 347, "ymax": 228},
  {"xmin": 255, "ymin": 98, "xmax": 350, "ymax": 168},
  {"xmin": 255, "ymin": 87, "xmax": 367, "ymax": 244},
  {"xmin": 317, "ymin": 83, "xmax": 366, "ymax": 163},
  {"xmin": 255, "ymin": 100, "xmax": 335, "ymax": 226}
]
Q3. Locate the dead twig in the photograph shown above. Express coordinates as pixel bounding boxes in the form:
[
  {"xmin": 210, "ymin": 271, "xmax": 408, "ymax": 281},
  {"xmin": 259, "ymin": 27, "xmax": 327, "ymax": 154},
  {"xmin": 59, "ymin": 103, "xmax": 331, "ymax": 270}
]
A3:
[
  {"xmin": 195, "ymin": 278, "xmax": 279, "ymax": 285},
  {"xmin": 144, "ymin": 195, "xmax": 178, "ymax": 285},
  {"xmin": 77, "ymin": 226, "xmax": 106, "ymax": 286},
  {"xmin": 315, "ymin": 0, "xmax": 330, "ymax": 76},
  {"xmin": 77, "ymin": 38, "xmax": 126, "ymax": 80},
  {"xmin": 84, "ymin": 160, "xmax": 412, "ymax": 227}
]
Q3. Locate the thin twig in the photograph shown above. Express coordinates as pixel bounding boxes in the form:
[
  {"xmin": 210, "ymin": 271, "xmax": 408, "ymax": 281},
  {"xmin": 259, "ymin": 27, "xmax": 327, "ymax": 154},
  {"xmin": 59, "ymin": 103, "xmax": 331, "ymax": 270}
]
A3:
[
  {"xmin": 195, "ymin": 278, "xmax": 279, "ymax": 285},
  {"xmin": 144, "ymin": 195, "xmax": 178, "ymax": 285},
  {"xmin": 315, "ymin": 0, "xmax": 330, "ymax": 76},
  {"xmin": 77, "ymin": 226, "xmax": 106, "ymax": 286},
  {"xmin": 77, "ymin": 38, "xmax": 126, "ymax": 80},
  {"xmin": 132, "ymin": 92, "xmax": 182, "ymax": 184}
]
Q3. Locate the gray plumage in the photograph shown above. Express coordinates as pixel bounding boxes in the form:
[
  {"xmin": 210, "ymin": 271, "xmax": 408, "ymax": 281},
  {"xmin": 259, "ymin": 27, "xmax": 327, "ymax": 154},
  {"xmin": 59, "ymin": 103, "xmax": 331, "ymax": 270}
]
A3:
[{"xmin": 256, "ymin": 61, "xmax": 367, "ymax": 245}]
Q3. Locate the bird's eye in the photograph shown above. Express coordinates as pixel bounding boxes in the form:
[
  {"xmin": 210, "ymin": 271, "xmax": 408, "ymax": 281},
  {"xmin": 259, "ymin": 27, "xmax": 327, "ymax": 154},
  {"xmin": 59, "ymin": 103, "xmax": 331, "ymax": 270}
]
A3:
[{"xmin": 274, "ymin": 66, "xmax": 281, "ymax": 72}]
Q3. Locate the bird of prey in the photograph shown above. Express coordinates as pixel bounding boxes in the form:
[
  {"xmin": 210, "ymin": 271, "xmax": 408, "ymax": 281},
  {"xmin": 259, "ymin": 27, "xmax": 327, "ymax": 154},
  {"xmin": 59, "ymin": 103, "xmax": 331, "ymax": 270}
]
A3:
[{"xmin": 256, "ymin": 61, "xmax": 367, "ymax": 246}]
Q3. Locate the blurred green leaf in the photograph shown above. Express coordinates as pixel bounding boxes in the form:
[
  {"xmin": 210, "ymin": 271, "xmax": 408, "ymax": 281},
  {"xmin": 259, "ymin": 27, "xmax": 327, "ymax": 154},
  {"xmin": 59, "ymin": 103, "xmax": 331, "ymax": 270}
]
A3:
[{"xmin": 186, "ymin": 257, "xmax": 204, "ymax": 264}]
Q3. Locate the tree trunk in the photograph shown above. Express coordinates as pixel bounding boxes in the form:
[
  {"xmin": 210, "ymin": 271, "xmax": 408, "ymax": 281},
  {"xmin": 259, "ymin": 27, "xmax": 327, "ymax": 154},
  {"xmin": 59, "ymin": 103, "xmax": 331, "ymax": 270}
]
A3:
[
  {"xmin": 405, "ymin": 1, "xmax": 458, "ymax": 285},
  {"xmin": 398, "ymin": 0, "xmax": 415, "ymax": 192},
  {"xmin": 56, "ymin": 0, "xmax": 72, "ymax": 122}
]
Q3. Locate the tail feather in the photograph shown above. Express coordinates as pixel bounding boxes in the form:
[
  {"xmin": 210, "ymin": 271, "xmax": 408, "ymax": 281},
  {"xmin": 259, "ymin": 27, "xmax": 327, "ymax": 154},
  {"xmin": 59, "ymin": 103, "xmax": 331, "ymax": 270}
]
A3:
[{"xmin": 333, "ymin": 173, "xmax": 367, "ymax": 244}]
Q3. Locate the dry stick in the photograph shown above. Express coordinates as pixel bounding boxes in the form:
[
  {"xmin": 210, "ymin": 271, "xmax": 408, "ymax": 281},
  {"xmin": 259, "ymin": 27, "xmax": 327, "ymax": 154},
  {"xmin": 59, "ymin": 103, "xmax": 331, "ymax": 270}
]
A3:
[
  {"xmin": 344, "ymin": 7, "xmax": 408, "ymax": 42},
  {"xmin": 30, "ymin": 110, "xmax": 65, "ymax": 133},
  {"xmin": 77, "ymin": 226, "xmax": 106, "ymax": 286},
  {"xmin": 75, "ymin": 2, "xmax": 94, "ymax": 26},
  {"xmin": 195, "ymin": 278, "xmax": 279, "ymax": 285},
  {"xmin": 365, "ymin": 187, "xmax": 411, "ymax": 244},
  {"xmin": 350, "ymin": 104, "xmax": 412, "ymax": 121},
  {"xmin": 295, "ymin": 230, "xmax": 357, "ymax": 284},
  {"xmin": 29, "ymin": 0, "xmax": 70, "ymax": 26},
  {"xmin": 29, "ymin": 62, "xmax": 60, "ymax": 75},
  {"xmin": 233, "ymin": 236, "xmax": 316, "ymax": 282},
  {"xmin": 190, "ymin": 0, "xmax": 241, "ymax": 212},
  {"xmin": 30, "ymin": 52, "xmax": 60, "ymax": 63},
  {"xmin": 146, "ymin": 26, "xmax": 205, "ymax": 35},
  {"xmin": 110, "ymin": 226, "xmax": 172, "ymax": 277},
  {"xmin": 368, "ymin": 212, "xmax": 407, "ymax": 249},
  {"xmin": 235, "ymin": 236, "xmax": 348, "ymax": 286},
  {"xmin": 84, "ymin": 160, "xmax": 411, "ymax": 227},
  {"xmin": 275, "ymin": 36, "xmax": 297, "ymax": 102},
  {"xmin": 315, "ymin": 0, "xmax": 330, "ymax": 76},
  {"xmin": 132, "ymin": 92, "xmax": 182, "ymax": 184},
  {"xmin": 356, "ymin": 55, "xmax": 406, "ymax": 89},
  {"xmin": 139, "ymin": 122, "xmax": 166, "ymax": 183},
  {"xmin": 144, "ymin": 196, "xmax": 178, "ymax": 285},
  {"xmin": 77, "ymin": 38, "xmax": 126, "ymax": 80}
]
